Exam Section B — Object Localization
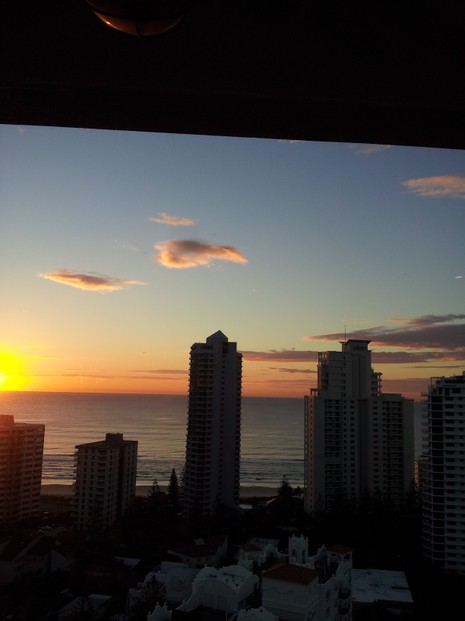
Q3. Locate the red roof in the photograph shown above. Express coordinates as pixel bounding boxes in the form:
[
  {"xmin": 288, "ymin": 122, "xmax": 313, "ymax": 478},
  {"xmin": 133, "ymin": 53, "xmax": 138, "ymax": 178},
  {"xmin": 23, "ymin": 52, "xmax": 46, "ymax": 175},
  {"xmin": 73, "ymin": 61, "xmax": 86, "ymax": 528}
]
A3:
[
  {"xmin": 239, "ymin": 544, "xmax": 261, "ymax": 552},
  {"xmin": 263, "ymin": 563, "xmax": 319, "ymax": 585},
  {"xmin": 327, "ymin": 544, "xmax": 353, "ymax": 554}
]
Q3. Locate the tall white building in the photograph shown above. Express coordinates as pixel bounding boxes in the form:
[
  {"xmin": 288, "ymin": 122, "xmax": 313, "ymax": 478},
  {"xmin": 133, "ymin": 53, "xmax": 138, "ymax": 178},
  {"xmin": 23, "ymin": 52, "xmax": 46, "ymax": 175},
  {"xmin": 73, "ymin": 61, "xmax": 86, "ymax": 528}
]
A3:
[
  {"xmin": 304, "ymin": 340, "xmax": 414, "ymax": 513},
  {"xmin": 183, "ymin": 331, "xmax": 242, "ymax": 516},
  {"xmin": 422, "ymin": 371, "xmax": 465, "ymax": 574},
  {"xmin": 0, "ymin": 415, "xmax": 44, "ymax": 522},
  {"xmin": 72, "ymin": 432, "xmax": 138, "ymax": 529}
]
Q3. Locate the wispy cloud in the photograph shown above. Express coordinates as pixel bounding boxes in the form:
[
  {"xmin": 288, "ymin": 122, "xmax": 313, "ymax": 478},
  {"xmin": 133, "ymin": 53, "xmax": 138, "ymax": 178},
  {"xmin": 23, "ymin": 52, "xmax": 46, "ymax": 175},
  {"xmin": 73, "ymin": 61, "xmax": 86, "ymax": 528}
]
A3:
[
  {"xmin": 389, "ymin": 314, "xmax": 465, "ymax": 328},
  {"xmin": 154, "ymin": 239, "xmax": 248, "ymax": 269},
  {"xmin": 128, "ymin": 369, "xmax": 187, "ymax": 375},
  {"xmin": 39, "ymin": 269, "xmax": 146, "ymax": 292},
  {"xmin": 149, "ymin": 213, "xmax": 196, "ymax": 226},
  {"xmin": 242, "ymin": 350, "xmax": 318, "ymax": 363},
  {"xmin": 349, "ymin": 144, "xmax": 392, "ymax": 155},
  {"xmin": 401, "ymin": 175, "xmax": 465, "ymax": 199},
  {"xmin": 269, "ymin": 367, "xmax": 315, "ymax": 374},
  {"xmin": 304, "ymin": 314, "xmax": 465, "ymax": 363}
]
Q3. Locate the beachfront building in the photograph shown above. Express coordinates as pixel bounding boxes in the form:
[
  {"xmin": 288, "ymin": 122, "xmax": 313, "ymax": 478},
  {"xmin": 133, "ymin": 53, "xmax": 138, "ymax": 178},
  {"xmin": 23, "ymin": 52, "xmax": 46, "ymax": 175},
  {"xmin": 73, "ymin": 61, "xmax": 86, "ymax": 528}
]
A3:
[
  {"xmin": 0, "ymin": 414, "xmax": 44, "ymax": 522},
  {"xmin": 72, "ymin": 432, "xmax": 138, "ymax": 530},
  {"xmin": 421, "ymin": 371, "xmax": 465, "ymax": 574},
  {"xmin": 183, "ymin": 330, "xmax": 242, "ymax": 516},
  {"xmin": 304, "ymin": 339, "xmax": 414, "ymax": 513}
]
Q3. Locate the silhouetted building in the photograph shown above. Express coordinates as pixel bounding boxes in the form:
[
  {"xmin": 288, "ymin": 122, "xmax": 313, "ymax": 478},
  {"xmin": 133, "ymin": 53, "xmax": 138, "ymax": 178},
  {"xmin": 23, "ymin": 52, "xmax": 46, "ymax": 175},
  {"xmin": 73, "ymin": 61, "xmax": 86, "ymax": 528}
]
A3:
[
  {"xmin": 72, "ymin": 432, "xmax": 137, "ymax": 529},
  {"xmin": 0, "ymin": 414, "xmax": 45, "ymax": 522},
  {"xmin": 304, "ymin": 340, "xmax": 414, "ymax": 512},
  {"xmin": 422, "ymin": 371, "xmax": 465, "ymax": 574},
  {"xmin": 183, "ymin": 331, "xmax": 242, "ymax": 516},
  {"xmin": 0, "ymin": 414, "xmax": 44, "ymax": 522}
]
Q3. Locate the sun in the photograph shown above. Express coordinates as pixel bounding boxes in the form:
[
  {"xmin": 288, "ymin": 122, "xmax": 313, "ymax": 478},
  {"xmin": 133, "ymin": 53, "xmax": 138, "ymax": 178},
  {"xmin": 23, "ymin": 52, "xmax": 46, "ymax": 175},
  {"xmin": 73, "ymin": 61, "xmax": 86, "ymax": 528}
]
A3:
[{"xmin": 0, "ymin": 349, "xmax": 29, "ymax": 391}]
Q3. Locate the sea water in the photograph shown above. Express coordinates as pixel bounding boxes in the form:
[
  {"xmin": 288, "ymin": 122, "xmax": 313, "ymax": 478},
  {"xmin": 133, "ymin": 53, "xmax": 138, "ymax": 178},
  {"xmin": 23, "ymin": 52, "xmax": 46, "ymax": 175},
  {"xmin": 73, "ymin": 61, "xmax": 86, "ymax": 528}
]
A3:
[{"xmin": 1, "ymin": 392, "xmax": 305, "ymax": 489}]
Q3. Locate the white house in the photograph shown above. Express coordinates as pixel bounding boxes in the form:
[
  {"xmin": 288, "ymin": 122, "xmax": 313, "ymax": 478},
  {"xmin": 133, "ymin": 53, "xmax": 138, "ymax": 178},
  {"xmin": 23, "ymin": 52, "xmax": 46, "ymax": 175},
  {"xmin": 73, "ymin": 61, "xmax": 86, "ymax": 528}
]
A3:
[
  {"xmin": 261, "ymin": 538, "xmax": 353, "ymax": 621},
  {"xmin": 236, "ymin": 537, "xmax": 281, "ymax": 569},
  {"xmin": 147, "ymin": 602, "xmax": 172, "ymax": 621},
  {"xmin": 237, "ymin": 606, "xmax": 279, "ymax": 620},
  {"xmin": 57, "ymin": 594, "xmax": 112, "ymax": 621},
  {"xmin": 261, "ymin": 563, "xmax": 321, "ymax": 621},
  {"xmin": 167, "ymin": 535, "xmax": 228, "ymax": 568},
  {"xmin": 176, "ymin": 564, "xmax": 259, "ymax": 614}
]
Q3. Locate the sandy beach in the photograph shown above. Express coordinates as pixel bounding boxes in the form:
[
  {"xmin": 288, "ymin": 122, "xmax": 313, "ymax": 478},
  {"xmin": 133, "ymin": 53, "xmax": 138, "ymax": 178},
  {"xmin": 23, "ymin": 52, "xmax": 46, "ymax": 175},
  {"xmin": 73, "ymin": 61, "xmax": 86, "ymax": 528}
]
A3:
[{"xmin": 41, "ymin": 483, "xmax": 276, "ymax": 500}]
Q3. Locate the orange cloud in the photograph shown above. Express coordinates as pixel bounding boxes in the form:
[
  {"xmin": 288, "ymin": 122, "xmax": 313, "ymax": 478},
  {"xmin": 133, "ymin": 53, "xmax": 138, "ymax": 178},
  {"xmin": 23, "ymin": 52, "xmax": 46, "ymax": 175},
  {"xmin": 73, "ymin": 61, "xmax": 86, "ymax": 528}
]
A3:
[
  {"xmin": 304, "ymin": 314, "xmax": 465, "ymax": 363},
  {"xmin": 154, "ymin": 239, "xmax": 248, "ymax": 268},
  {"xmin": 268, "ymin": 367, "xmax": 315, "ymax": 374},
  {"xmin": 39, "ymin": 269, "xmax": 146, "ymax": 292},
  {"xmin": 401, "ymin": 175, "xmax": 465, "ymax": 199},
  {"xmin": 349, "ymin": 143, "xmax": 392, "ymax": 155},
  {"xmin": 149, "ymin": 213, "xmax": 196, "ymax": 226},
  {"xmin": 243, "ymin": 350, "xmax": 317, "ymax": 363}
]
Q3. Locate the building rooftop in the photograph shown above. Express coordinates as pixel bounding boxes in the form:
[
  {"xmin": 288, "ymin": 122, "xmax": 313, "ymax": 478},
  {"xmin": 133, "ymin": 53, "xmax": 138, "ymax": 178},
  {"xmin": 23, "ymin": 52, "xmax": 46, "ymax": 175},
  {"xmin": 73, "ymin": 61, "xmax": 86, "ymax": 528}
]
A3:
[
  {"xmin": 351, "ymin": 568, "xmax": 413, "ymax": 605},
  {"xmin": 262, "ymin": 563, "xmax": 320, "ymax": 585}
]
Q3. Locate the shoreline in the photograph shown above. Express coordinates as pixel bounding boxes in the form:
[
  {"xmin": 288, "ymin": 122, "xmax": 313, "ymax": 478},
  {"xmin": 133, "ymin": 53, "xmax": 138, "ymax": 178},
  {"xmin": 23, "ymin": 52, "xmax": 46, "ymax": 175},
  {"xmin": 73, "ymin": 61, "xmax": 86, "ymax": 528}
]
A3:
[{"xmin": 41, "ymin": 483, "xmax": 277, "ymax": 500}]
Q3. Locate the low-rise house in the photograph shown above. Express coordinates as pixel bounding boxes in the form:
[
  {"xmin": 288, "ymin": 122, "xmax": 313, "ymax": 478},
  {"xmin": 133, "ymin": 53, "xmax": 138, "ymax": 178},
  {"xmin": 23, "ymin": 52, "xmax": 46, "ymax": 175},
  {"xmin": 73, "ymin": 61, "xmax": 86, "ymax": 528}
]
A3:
[
  {"xmin": 0, "ymin": 539, "xmax": 30, "ymax": 585},
  {"xmin": 176, "ymin": 564, "xmax": 259, "ymax": 614},
  {"xmin": 57, "ymin": 593, "xmax": 112, "ymax": 621},
  {"xmin": 167, "ymin": 534, "xmax": 228, "ymax": 568},
  {"xmin": 236, "ymin": 537, "xmax": 281, "ymax": 569},
  {"xmin": 0, "ymin": 527, "xmax": 75, "ymax": 585},
  {"xmin": 237, "ymin": 605, "xmax": 279, "ymax": 620},
  {"xmin": 129, "ymin": 562, "xmax": 198, "ymax": 609},
  {"xmin": 147, "ymin": 602, "xmax": 172, "ymax": 621},
  {"xmin": 351, "ymin": 568, "xmax": 413, "ymax": 619},
  {"xmin": 261, "ymin": 537, "xmax": 353, "ymax": 621},
  {"xmin": 261, "ymin": 563, "xmax": 321, "ymax": 621},
  {"xmin": 153, "ymin": 562, "xmax": 199, "ymax": 603}
]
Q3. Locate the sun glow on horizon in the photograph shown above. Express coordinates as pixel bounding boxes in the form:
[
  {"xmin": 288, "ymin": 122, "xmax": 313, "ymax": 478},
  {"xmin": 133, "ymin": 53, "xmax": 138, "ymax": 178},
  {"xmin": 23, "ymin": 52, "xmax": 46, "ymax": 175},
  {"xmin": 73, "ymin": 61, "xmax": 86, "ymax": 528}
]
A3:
[{"xmin": 0, "ymin": 349, "xmax": 30, "ymax": 392}]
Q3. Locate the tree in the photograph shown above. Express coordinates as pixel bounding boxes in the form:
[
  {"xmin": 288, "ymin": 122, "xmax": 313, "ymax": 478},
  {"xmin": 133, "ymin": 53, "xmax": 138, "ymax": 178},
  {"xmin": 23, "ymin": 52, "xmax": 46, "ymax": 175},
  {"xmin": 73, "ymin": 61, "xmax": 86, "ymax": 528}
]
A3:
[
  {"xmin": 276, "ymin": 475, "xmax": 293, "ymax": 502},
  {"xmin": 146, "ymin": 477, "xmax": 164, "ymax": 515},
  {"xmin": 274, "ymin": 475, "xmax": 294, "ymax": 523},
  {"xmin": 168, "ymin": 468, "xmax": 180, "ymax": 513}
]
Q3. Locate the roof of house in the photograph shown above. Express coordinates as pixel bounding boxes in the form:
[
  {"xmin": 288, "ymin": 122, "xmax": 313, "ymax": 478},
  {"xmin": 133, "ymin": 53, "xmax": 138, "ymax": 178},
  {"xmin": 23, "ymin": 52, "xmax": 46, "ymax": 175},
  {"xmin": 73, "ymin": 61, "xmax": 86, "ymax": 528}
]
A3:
[
  {"xmin": 169, "ymin": 534, "xmax": 227, "ymax": 559},
  {"xmin": 327, "ymin": 544, "xmax": 353, "ymax": 554},
  {"xmin": 262, "ymin": 563, "xmax": 320, "ymax": 585}
]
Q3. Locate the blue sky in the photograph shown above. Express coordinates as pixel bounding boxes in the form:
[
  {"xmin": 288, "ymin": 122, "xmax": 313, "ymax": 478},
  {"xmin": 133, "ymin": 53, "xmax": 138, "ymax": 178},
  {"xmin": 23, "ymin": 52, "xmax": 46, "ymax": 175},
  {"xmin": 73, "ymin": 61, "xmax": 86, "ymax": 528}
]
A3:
[{"xmin": 1, "ymin": 124, "xmax": 464, "ymax": 398}]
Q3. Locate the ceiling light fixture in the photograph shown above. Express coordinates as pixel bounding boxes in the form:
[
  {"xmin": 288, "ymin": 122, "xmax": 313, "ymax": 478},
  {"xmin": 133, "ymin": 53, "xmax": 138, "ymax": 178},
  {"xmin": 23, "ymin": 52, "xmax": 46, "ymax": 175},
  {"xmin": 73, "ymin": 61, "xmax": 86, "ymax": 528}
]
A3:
[{"xmin": 86, "ymin": 0, "xmax": 193, "ymax": 37}]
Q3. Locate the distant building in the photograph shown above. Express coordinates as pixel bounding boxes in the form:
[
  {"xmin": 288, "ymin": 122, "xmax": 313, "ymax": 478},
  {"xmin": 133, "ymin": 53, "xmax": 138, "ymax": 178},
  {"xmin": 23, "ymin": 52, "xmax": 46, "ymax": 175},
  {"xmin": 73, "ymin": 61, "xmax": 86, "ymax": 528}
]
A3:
[
  {"xmin": 304, "ymin": 340, "xmax": 414, "ymax": 512},
  {"xmin": 72, "ymin": 432, "xmax": 137, "ymax": 530},
  {"xmin": 421, "ymin": 371, "xmax": 465, "ymax": 574},
  {"xmin": 0, "ymin": 414, "xmax": 44, "ymax": 522},
  {"xmin": 183, "ymin": 330, "xmax": 242, "ymax": 516}
]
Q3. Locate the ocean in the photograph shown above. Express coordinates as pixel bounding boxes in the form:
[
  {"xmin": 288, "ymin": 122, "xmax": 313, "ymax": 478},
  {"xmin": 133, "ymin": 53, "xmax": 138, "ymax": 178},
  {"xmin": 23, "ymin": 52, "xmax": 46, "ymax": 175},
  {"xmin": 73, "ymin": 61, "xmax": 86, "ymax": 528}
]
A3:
[
  {"xmin": 1, "ymin": 392, "xmax": 305, "ymax": 490},
  {"xmin": 1, "ymin": 392, "xmax": 424, "ymax": 490}
]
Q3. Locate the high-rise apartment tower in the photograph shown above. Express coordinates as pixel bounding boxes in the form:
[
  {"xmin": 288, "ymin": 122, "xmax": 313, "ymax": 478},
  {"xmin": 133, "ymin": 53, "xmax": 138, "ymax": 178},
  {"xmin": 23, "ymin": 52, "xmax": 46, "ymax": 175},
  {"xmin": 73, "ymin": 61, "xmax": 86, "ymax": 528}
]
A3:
[
  {"xmin": 421, "ymin": 371, "xmax": 465, "ymax": 574},
  {"xmin": 0, "ymin": 414, "xmax": 45, "ymax": 522},
  {"xmin": 183, "ymin": 331, "xmax": 242, "ymax": 516},
  {"xmin": 72, "ymin": 432, "xmax": 138, "ymax": 529},
  {"xmin": 304, "ymin": 340, "xmax": 414, "ymax": 513}
]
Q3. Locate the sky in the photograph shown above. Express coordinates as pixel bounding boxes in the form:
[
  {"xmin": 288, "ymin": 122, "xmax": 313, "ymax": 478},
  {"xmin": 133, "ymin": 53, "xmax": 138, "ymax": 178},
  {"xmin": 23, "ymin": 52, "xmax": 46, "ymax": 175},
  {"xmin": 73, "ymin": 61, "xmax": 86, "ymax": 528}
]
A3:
[{"xmin": 1, "ymin": 124, "xmax": 464, "ymax": 399}]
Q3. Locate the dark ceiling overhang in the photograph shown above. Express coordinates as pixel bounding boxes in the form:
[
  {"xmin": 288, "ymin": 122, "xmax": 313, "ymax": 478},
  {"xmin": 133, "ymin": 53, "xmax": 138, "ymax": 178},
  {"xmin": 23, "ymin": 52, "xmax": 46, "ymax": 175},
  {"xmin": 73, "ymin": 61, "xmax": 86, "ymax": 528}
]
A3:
[{"xmin": 2, "ymin": 2, "xmax": 465, "ymax": 149}]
